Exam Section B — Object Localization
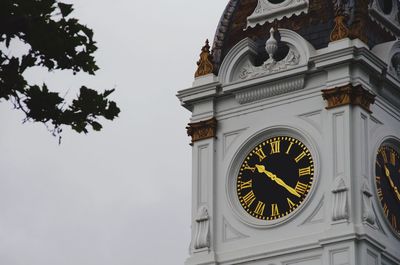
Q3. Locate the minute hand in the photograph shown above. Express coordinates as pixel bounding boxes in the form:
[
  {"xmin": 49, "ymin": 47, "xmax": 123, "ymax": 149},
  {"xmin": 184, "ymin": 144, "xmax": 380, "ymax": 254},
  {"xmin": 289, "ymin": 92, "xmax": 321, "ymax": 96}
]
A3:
[
  {"xmin": 384, "ymin": 165, "xmax": 400, "ymax": 202},
  {"xmin": 255, "ymin": 164, "xmax": 301, "ymax": 198}
]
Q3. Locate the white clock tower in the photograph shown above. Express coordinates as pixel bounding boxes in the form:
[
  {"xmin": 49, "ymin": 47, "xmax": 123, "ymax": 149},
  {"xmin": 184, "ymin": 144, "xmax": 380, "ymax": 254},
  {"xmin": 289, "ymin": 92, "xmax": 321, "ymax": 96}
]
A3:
[{"xmin": 177, "ymin": 0, "xmax": 400, "ymax": 264}]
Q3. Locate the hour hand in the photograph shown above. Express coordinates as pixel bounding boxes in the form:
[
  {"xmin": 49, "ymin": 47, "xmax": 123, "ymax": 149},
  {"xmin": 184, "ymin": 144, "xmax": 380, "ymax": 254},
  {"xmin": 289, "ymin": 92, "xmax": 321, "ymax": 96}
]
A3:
[
  {"xmin": 255, "ymin": 164, "xmax": 301, "ymax": 198},
  {"xmin": 384, "ymin": 165, "xmax": 400, "ymax": 202}
]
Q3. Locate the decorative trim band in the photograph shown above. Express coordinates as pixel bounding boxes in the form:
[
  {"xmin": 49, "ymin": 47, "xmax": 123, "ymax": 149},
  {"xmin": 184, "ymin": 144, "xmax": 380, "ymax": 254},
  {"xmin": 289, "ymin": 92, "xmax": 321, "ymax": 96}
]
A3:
[
  {"xmin": 186, "ymin": 117, "xmax": 217, "ymax": 144},
  {"xmin": 322, "ymin": 84, "xmax": 376, "ymax": 113},
  {"xmin": 246, "ymin": 0, "xmax": 309, "ymax": 29},
  {"xmin": 235, "ymin": 76, "xmax": 305, "ymax": 104}
]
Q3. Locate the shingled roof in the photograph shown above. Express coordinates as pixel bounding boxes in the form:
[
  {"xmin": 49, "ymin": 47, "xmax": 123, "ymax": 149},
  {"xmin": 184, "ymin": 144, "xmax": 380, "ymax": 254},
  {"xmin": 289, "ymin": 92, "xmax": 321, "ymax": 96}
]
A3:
[{"xmin": 211, "ymin": 0, "xmax": 395, "ymax": 74}]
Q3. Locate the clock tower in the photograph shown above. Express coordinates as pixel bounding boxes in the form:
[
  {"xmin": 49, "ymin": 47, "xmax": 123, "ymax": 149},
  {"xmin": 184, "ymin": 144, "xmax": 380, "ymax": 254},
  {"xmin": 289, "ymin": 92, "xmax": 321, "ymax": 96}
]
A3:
[{"xmin": 177, "ymin": 0, "xmax": 400, "ymax": 264}]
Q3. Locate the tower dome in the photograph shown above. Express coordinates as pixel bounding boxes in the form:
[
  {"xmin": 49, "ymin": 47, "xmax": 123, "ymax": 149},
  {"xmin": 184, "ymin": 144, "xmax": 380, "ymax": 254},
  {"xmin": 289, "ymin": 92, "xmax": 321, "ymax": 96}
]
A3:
[{"xmin": 211, "ymin": 0, "xmax": 396, "ymax": 74}]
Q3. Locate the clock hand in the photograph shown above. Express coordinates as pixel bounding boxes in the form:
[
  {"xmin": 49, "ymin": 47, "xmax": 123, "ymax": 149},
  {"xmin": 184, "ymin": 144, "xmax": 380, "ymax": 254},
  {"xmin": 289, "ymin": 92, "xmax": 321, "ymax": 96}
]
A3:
[
  {"xmin": 255, "ymin": 164, "xmax": 301, "ymax": 198},
  {"xmin": 384, "ymin": 165, "xmax": 400, "ymax": 202},
  {"xmin": 395, "ymin": 189, "xmax": 400, "ymax": 202}
]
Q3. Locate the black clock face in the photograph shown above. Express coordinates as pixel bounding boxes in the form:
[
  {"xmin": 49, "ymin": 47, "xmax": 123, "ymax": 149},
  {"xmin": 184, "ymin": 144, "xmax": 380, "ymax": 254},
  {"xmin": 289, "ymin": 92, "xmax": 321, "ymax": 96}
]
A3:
[
  {"xmin": 236, "ymin": 136, "xmax": 314, "ymax": 221},
  {"xmin": 375, "ymin": 145, "xmax": 400, "ymax": 236}
]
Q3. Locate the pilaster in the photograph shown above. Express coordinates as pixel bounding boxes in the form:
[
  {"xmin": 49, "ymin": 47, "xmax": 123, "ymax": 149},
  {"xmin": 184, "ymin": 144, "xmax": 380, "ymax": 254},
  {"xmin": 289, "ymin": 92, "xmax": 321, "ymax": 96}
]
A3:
[{"xmin": 180, "ymin": 75, "xmax": 219, "ymax": 265}]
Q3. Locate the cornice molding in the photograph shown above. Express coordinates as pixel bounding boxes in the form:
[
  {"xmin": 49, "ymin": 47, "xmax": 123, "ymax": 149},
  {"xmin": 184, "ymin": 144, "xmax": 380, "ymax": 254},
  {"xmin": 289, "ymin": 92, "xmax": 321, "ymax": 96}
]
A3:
[
  {"xmin": 235, "ymin": 75, "xmax": 305, "ymax": 104},
  {"xmin": 176, "ymin": 78, "xmax": 219, "ymax": 111},
  {"xmin": 186, "ymin": 117, "xmax": 217, "ymax": 144},
  {"xmin": 321, "ymin": 84, "xmax": 376, "ymax": 113}
]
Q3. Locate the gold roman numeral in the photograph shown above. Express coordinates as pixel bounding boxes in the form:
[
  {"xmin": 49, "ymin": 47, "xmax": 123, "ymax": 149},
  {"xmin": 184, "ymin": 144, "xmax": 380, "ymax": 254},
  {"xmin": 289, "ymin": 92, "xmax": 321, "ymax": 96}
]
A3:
[
  {"xmin": 383, "ymin": 203, "xmax": 389, "ymax": 217},
  {"xmin": 377, "ymin": 188, "xmax": 383, "ymax": 201},
  {"xmin": 294, "ymin": 181, "xmax": 308, "ymax": 195},
  {"xmin": 286, "ymin": 142, "xmax": 294, "ymax": 154},
  {"xmin": 390, "ymin": 151, "xmax": 396, "ymax": 166},
  {"xmin": 239, "ymin": 180, "xmax": 252, "ymax": 190},
  {"xmin": 375, "ymin": 176, "xmax": 381, "ymax": 185},
  {"xmin": 254, "ymin": 148, "xmax": 266, "ymax": 162},
  {"xmin": 298, "ymin": 166, "xmax": 311, "ymax": 176},
  {"xmin": 381, "ymin": 149, "xmax": 388, "ymax": 164},
  {"xmin": 242, "ymin": 191, "xmax": 256, "ymax": 207},
  {"xmin": 271, "ymin": 204, "xmax": 279, "ymax": 216},
  {"xmin": 254, "ymin": 201, "xmax": 265, "ymax": 216},
  {"xmin": 287, "ymin": 198, "xmax": 295, "ymax": 209},
  {"xmin": 270, "ymin": 140, "xmax": 280, "ymax": 154},
  {"xmin": 295, "ymin": 151, "xmax": 306, "ymax": 163},
  {"xmin": 242, "ymin": 162, "xmax": 256, "ymax": 172},
  {"xmin": 392, "ymin": 215, "xmax": 398, "ymax": 229}
]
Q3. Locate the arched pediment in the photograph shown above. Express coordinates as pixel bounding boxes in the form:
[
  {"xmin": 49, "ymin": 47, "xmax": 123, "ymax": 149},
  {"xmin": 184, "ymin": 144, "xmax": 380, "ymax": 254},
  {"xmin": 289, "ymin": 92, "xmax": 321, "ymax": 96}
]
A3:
[
  {"xmin": 218, "ymin": 28, "xmax": 315, "ymax": 86},
  {"xmin": 372, "ymin": 40, "xmax": 400, "ymax": 80}
]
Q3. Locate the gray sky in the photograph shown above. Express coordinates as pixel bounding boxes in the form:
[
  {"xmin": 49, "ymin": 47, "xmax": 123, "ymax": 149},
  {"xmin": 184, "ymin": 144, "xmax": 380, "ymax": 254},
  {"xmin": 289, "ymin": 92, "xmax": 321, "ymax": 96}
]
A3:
[{"xmin": 0, "ymin": 1, "xmax": 227, "ymax": 264}]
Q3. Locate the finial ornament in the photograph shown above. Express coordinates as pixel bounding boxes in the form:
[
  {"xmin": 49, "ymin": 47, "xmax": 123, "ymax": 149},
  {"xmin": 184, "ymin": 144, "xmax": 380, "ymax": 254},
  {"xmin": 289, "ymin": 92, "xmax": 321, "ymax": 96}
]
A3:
[
  {"xmin": 195, "ymin": 39, "xmax": 214, "ymax": 78},
  {"xmin": 330, "ymin": 0, "xmax": 350, "ymax": 41},
  {"xmin": 236, "ymin": 28, "xmax": 301, "ymax": 82},
  {"xmin": 265, "ymin": 28, "xmax": 278, "ymax": 64},
  {"xmin": 330, "ymin": 15, "xmax": 349, "ymax": 41}
]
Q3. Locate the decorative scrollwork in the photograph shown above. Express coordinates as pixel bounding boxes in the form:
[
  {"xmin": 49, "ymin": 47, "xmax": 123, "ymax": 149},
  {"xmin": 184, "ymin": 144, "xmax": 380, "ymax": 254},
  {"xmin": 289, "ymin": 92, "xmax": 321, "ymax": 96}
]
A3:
[
  {"xmin": 238, "ymin": 28, "xmax": 301, "ymax": 80},
  {"xmin": 239, "ymin": 49, "xmax": 300, "ymax": 80},
  {"xmin": 332, "ymin": 178, "xmax": 349, "ymax": 221},
  {"xmin": 193, "ymin": 206, "xmax": 210, "ymax": 250}
]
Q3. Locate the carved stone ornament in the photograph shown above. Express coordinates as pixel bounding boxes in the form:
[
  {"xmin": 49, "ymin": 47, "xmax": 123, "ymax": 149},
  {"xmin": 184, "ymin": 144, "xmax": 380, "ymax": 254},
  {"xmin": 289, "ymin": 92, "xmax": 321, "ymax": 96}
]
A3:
[
  {"xmin": 321, "ymin": 84, "xmax": 376, "ymax": 113},
  {"xmin": 330, "ymin": 15, "xmax": 350, "ymax": 41},
  {"xmin": 193, "ymin": 206, "xmax": 210, "ymax": 250},
  {"xmin": 332, "ymin": 178, "xmax": 349, "ymax": 221},
  {"xmin": 238, "ymin": 28, "xmax": 301, "ymax": 81},
  {"xmin": 362, "ymin": 181, "xmax": 376, "ymax": 225},
  {"xmin": 195, "ymin": 40, "xmax": 214, "ymax": 78},
  {"xmin": 330, "ymin": 0, "xmax": 354, "ymax": 41},
  {"xmin": 186, "ymin": 117, "xmax": 217, "ymax": 144},
  {"xmin": 235, "ymin": 76, "xmax": 304, "ymax": 104},
  {"xmin": 246, "ymin": 0, "xmax": 309, "ymax": 28}
]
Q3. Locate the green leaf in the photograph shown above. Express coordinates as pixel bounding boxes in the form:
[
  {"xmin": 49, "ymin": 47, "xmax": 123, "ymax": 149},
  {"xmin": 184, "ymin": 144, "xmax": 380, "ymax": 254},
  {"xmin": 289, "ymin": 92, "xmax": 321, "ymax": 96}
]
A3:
[
  {"xmin": 103, "ymin": 89, "xmax": 115, "ymax": 97},
  {"xmin": 91, "ymin": 121, "xmax": 102, "ymax": 131},
  {"xmin": 104, "ymin": 101, "xmax": 120, "ymax": 120},
  {"xmin": 0, "ymin": 0, "xmax": 120, "ymax": 140},
  {"xmin": 58, "ymin": 3, "xmax": 74, "ymax": 17}
]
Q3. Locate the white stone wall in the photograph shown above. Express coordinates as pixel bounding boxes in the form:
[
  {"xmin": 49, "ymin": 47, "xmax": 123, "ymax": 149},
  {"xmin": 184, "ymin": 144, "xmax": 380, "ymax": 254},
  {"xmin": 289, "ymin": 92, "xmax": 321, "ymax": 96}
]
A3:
[{"xmin": 177, "ymin": 32, "xmax": 400, "ymax": 264}]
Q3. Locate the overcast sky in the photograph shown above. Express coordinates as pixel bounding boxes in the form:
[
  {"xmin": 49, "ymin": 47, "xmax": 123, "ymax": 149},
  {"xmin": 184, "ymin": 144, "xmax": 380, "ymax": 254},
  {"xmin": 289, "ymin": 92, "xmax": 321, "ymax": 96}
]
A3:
[{"xmin": 0, "ymin": 1, "xmax": 227, "ymax": 264}]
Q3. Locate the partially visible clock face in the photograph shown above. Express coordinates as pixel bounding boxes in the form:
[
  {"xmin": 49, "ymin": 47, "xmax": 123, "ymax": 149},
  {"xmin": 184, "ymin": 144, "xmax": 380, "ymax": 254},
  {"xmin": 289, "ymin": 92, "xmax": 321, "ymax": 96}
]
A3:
[
  {"xmin": 236, "ymin": 136, "xmax": 315, "ymax": 221},
  {"xmin": 375, "ymin": 145, "xmax": 400, "ymax": 236}
]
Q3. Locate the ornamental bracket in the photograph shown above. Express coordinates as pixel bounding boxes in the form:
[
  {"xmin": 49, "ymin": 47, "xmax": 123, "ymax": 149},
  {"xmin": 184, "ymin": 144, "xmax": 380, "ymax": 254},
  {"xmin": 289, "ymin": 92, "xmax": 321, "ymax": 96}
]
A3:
[
  {"xmin": 322, "ymin": 84, "xmax": 376, "ymax": 113},
  {"xmin": 186, "ymin": 117, "xmax": 217, "ymax": 145}
]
